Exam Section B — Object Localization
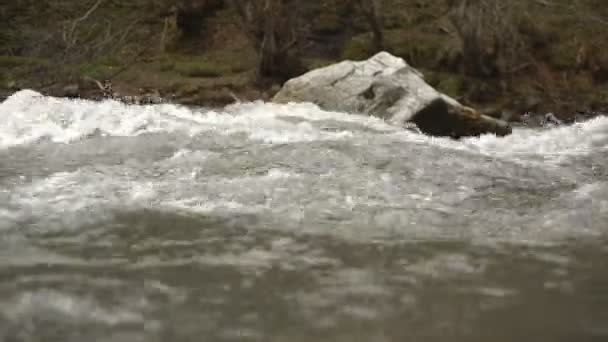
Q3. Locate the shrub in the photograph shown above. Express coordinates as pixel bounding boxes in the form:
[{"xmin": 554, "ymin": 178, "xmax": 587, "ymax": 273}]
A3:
[{"xmin": 448, "ymin": 0, "xmax": 529, "ymax": 78}]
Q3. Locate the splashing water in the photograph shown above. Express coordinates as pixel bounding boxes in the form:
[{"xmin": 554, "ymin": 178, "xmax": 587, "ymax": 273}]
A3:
[{"xmin": 1, "ymin": 90, "xmax": 607, "ymax": 342}]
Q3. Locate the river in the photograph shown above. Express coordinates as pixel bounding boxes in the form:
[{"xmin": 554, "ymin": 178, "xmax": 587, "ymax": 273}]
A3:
[{"xmin": 1, "ymin": 90, "xmax": 607, "ymax": 341}]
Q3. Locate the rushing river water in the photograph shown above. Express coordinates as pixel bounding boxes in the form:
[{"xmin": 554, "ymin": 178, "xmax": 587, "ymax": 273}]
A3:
[{"xmin": 0, "ymin": 90, "xmax": 607, "ymax": 342}]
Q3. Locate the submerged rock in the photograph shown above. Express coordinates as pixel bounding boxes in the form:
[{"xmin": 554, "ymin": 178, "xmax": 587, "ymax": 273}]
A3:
[
  {"xmin": 273, "ymin": 52, "xmax": 511, "ymax": 138},
  {"xmin": 520, "ymin": 112, "xmax": 564, "ymax": 128}
]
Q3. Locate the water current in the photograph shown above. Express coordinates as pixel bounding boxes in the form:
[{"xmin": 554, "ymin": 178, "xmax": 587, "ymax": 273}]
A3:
[{"xmin": 1, "ymin": 90, "xmax": 607, "ymax": 341}]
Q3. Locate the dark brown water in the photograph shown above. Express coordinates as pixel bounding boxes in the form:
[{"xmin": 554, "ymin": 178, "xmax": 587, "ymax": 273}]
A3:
[{"xmin": 1, "ymin": 91, "xmax": 607, "ymax": 341}]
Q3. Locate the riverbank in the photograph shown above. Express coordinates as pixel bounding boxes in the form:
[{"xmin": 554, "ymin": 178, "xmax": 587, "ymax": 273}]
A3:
[
  {"xmin": 1, "ymin": 89, "xmax": 607, "ymax": 342},
  {"xmin": 2, "ymin": 0, "xmax": 608, "ymax": 123}
]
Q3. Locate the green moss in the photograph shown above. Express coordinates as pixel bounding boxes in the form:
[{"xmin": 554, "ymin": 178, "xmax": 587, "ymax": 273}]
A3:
[
  {"xmin": 95, "ymin": 56, "xmax": 122, "ymax": 67},
  {"xmin": 601, "ymin": 85, "xmax": 608, "ymax": 99},
  {"xmin": 303, "ymin": 58, "xmax": 334, "ymax": 70},
  {"xmin": 313, "ymin": 10, "xmax": 343, "ymax": 34},
  {"xmin": 174, "ymin": 61, "xmax": 224, "ymax": 77},
  {"xmin": 436, "ymin": 74, "xmax": 465, "ymax": 98},
  {"xmin": 205, "ymin": 49, "xmax": 254, "ymax": 74},
  {"xmin": 315, "ymin": 16, "xmax": 342, "ymax": 34},
  {"xmin": 167, "ymin": 48, "xmax": 254, "ymax": 78},
  {"xmin": 173, "ymin": 82, "xmax": 200, "ymax": 97},
  {"xmin": 423, "ymin": 70, "xmax": 467, "ymax": 98},
  {"xmin": 548, "ymin": 39, "xmax": 578, "ymax": 70},
  {"xmin": 77, "ymin": 63, "xmax": 117, "ymax": 80},
  {"xmin": 159, "ymin": 58, "xmax": 176, "ymax": 72},
  {"xmin": 0, "ymin": 56, "xmax": 50, "ymax": 85},
  {"xmin": 0, "ymin": 55, "xmax": 44, "ymax": 68},
  {"xmin": 342, "ymin": 34, "xmax": 374, "ymax": 61},
  {"xmin": 384, "ymin": 10, "xmax": 413, "ymax": 30},
  {"xmin": 385, "ymin": 29, "xmax": 447, "ymax": 69},
  {"xmin": 310, "ymin": 0, "xmax": 351, "ymax": 34}
]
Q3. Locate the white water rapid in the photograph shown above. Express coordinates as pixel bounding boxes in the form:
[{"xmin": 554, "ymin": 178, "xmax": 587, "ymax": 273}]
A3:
[{"xmin": 0, "ymin": 90, "xmax": 607, "ymax": 341}]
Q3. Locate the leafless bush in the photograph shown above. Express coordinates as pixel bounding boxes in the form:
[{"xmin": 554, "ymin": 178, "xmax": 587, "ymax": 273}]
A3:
[
  {"xmin": 230, "ymin": 0, "xmax": 302, "ymax": 80},
  {"xmin": 0, "ymin": 1, "xmax": 165, "ymax": 93},
  {"xmin": 448, "ymin": 0, "xmax": 530, "ymax": 77},
  {"xmin": 58, "ymin": 0, "xmax": 150, "ymax": 66}
]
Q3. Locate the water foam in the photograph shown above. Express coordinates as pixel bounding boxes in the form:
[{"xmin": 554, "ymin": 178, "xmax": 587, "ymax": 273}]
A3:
[
  {"xmin": 2, "ymin": 90, "xmax": 607, "ymax": 242},
  {"xmin": 0, "ymin": 90, "xmax": 393, "ymax": 149},
  {"xmin": 0, "ymin": 90, "xmax": 202, "ymax": 147},
  {"xmin": 2, "ymin": 90, "xmax": 606, "ymax": 157},
  {"xmin": 464, "ymin": 116, "xmax": 608, "ymax": 159},
  {"xmin": 2, "ymin": 169, "xmax": 156, "ymax": 233}
]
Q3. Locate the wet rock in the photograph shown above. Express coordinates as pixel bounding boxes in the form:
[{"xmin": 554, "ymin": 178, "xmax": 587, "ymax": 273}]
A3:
[
  {"xmin": 110, "ymin": 91, "xmax": 165, "ymax": 105},
  {"xmin": 273, "ymin": 52, "xmax": 511, "ymax": 138},
  {"xmin": 61, "ymin": 84, "xmax": 80, "ymax": 98},
  {"xmin": 520, "ymin": 112, "xmax": 564, "ymax": 128},
  {"xmin": 413, "ymin": 99, "xmax": 511, "ymax": 138}
]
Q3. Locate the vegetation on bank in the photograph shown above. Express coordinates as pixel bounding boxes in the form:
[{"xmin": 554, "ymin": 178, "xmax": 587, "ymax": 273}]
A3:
[{"xmin": 1, "ymin": 0, "xmax": 608, "ymax": 121}]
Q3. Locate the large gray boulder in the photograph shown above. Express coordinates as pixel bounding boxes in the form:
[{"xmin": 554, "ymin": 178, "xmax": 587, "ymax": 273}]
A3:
[{"xmin": 273, "ymin": 52, "xmax": 511, "ymax": 138}]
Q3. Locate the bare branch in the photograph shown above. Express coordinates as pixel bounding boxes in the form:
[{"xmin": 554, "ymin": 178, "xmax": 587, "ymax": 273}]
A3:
[{"xmin": 65, "ymin": 0, "xmax": 106, "ymax": 48}]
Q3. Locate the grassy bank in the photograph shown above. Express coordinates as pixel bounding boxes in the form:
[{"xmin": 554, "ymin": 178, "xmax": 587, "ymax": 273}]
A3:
[{"xmin": 2, "ymin": 0, "xmax": 608, "ymax": 121}]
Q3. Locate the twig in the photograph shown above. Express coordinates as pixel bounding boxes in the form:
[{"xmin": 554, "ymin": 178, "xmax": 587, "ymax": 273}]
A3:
[
  {"xmin": 113, "ymin": 20, "xmax": 139, "ymax": 52},
  {"xmin": 228, "ymin": 91, "xmax": 242, "ymax": 103},
  {"xmin": 65, "ymin": 0, "xmax": 106, "ymax": 48},
  {"xmin": 83, "ymin": 75, "xmax": 105, "ymax": 91}
]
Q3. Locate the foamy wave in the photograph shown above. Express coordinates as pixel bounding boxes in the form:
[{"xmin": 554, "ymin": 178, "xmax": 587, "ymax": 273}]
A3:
[
  {"xmin": 0, "ymin": 90, "xmax": 394, "ymax": 148},
  {"xmin": 386, "ymin": 115, "xmax": 608, "ymax": 163},
  {"xmin": 5, "ymin": 90, "xmax": 604, "ymax": 156},
  {"xmin": 2, "ymin": 169, "xmax": 155, "ymax": 232},
  {"xmin": 465, "ymin": 116, "xmax": 608, "ymax": 158},
  {"xmin": 0, "ymin": 90, "xmax": 203, "ymax": 147}
]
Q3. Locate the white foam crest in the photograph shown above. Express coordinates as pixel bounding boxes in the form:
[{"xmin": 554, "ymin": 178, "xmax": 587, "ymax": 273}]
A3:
[
  {"xmin": 196, "ymin": 101, "xmax": 385, "ymax": 143},
  {"xmin": 162, "ymin": 168, "xmax": 299, "ymax": 214},
  {"xmin": 0, "ymin": 91, "xmax": 397, "ymax": 148},
  {"xmin": 3, "ymin": 90, "xmax": 606, "ymax": 155},
  {"xmin": 0, "ymin": 90, "xmax": 208, "ymax": 147},
  {"xmin": 385, "ymin": 115, "xmax": 608, "ymax": 164},
  {"xmin": 226, "ymin": 101, "xmax": 399, "ymax": 132},
  {"xmin": 4, "ymin": 169, "xmax": 159, "ymax": 232},
  {"xmin": 465, "ymin": 116, "xmax": 608, "ymax": 158},
  {"xmin": 2, "ymin": 163, "xmax": 303, "ymax": 232}
]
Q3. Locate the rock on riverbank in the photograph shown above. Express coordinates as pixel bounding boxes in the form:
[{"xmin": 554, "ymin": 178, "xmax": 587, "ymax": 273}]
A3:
[{"xmin": 273, "ymin": 52, "xmax": 511, "ymax": 138}]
